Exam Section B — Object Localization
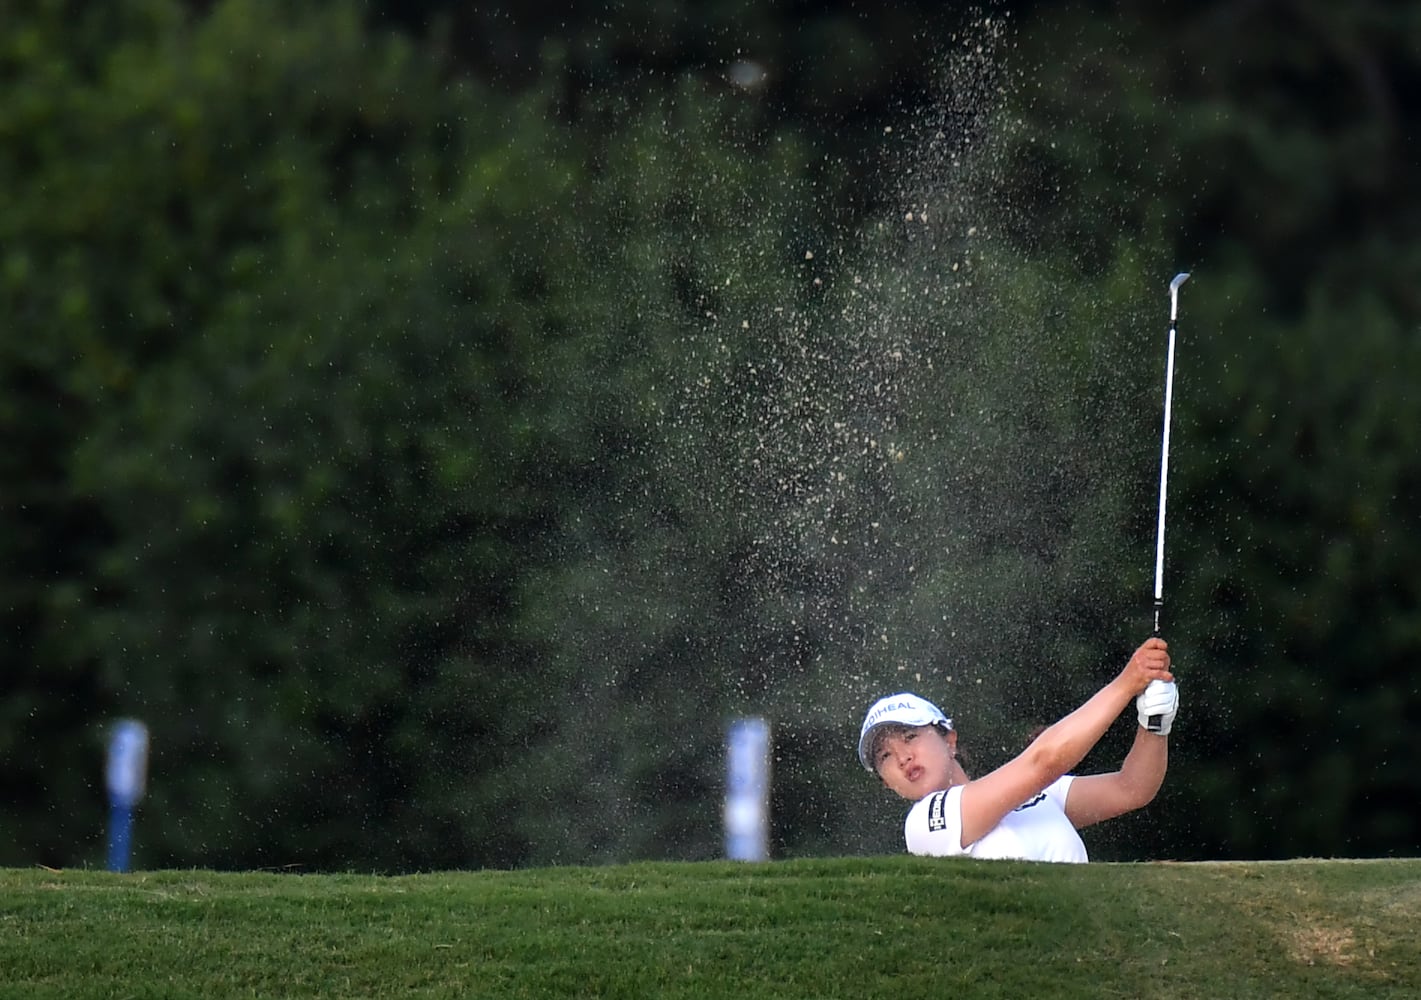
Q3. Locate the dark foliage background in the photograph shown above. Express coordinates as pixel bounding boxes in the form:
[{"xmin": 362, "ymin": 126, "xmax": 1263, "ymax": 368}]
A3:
[{"xmin": 3, "ymin": 0, "xmax": 1417, "ymax": 869}]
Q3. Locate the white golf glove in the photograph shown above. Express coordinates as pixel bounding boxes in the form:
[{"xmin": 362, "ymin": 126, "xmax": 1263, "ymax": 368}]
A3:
[{"xmin": 1137, "ymin": 680, "xmax": 1179, "ymax": 735}]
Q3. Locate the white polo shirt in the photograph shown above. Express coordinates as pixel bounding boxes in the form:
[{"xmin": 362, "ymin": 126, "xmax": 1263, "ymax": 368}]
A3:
[{"xmin": 903, "ymin": 776, "xmax": 1088, "ymax": 863}]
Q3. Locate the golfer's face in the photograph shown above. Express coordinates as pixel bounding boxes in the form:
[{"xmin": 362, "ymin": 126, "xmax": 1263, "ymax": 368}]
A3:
[{"xmin": 875, "ymin": 726, "xmax": 954, "ymax": 800}]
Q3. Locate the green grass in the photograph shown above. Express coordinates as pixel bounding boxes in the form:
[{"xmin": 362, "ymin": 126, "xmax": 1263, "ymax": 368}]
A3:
[{"xmin": 2, "ymin": 858, "xmax": 1418, "ymax": 998}]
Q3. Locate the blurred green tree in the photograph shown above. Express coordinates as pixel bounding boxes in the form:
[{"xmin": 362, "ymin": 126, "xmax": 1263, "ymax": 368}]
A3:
[
  {"xmin": 1, "ymin": 0, "xmax": 583, "ymax": 869},
  {"xmin": 4, "ymin": 0, "xmax": 1419, "ymax": 870}
]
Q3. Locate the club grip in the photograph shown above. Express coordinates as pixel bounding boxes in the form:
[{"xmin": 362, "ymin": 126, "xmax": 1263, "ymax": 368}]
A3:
[{"xmin": 1145, "ymin": 714, "xmax": 1164, "ymax": 733}]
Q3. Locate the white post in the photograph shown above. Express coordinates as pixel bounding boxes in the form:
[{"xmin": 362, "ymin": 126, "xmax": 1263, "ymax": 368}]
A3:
[
  {"xmin": 105, "ymin": 719, "xmax": 149, "ymax": 872},
  {"xmin": 724, "ymin": 718, "xmax": 771, "ymax": 861}
]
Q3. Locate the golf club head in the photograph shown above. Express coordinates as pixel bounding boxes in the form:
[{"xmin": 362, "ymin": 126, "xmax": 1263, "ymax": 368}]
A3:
[{"xmin": 1169, "ymin": 272, "xmax": 1190, "ymax": 321}]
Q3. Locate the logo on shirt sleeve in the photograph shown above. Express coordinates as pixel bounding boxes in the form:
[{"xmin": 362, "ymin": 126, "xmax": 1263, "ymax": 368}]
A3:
[{"xmin": 927, "ymin": 791, "xmax": 948, "ymax": 831}]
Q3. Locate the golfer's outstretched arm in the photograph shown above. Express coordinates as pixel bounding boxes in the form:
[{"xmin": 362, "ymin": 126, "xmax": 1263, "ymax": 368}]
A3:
[{"xmin": 958, "ymin": 639, "xmax": 1173, "ymax": 848}]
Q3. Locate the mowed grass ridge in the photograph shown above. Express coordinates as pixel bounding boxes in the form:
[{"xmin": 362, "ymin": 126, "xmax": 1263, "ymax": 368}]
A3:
[{"xmin": 2, "ymin": 857, "xmax": 1418, "ymax": 998}]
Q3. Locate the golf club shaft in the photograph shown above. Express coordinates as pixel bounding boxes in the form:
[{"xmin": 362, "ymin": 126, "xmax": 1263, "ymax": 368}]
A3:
[
  {"xmin": 1153, "ymin": 321, "xmax": 1177, "ymax": 632},
  {"xmin": 1147, "ymin": 272, "xmax": 1189, "ymax": 733}
]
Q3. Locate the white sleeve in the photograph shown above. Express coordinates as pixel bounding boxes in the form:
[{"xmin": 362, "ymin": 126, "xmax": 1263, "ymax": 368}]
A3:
[
  {"xmin": 903, "ymin": 787, "xmax": 967, "ymax": 857},
  {"xmin": 1044, "ymin": 774, "xmax": 1075, "ymax": 812}
]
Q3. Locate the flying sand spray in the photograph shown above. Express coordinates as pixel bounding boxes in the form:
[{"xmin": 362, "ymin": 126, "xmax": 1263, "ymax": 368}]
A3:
[{"xmin": 1145, "ymin": 272, "xmax": 1190, "ymax": 732}]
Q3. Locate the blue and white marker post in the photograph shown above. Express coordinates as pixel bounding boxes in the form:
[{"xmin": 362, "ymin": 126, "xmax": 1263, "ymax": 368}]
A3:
[
  {"xmin": 724, "ymin": 717, "xmax": 771, "ymax": 862},
  {"xmin": 105, "ymin": 719, "xmax": 149, "ymax": 873}
]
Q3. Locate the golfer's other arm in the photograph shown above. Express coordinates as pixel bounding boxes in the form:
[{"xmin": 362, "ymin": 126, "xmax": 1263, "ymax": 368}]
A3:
[{"xmin": 1065, "ymin": 681, "xmax": 1179, "ymax": 828}]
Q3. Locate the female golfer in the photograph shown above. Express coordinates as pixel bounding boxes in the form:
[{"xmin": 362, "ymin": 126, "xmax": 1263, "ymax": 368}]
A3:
[{"xmin": 858, "ymin": 637, "xmax": 1178, "ymax": 862}]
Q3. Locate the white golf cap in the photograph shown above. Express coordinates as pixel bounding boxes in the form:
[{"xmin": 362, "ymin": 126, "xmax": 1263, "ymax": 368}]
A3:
[{"xmin": 857, "ymin": 693, "xmax": 952, "ymax": 771}]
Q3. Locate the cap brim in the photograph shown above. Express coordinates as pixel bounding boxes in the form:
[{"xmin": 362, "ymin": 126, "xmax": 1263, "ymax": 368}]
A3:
[{"xmin": 858, "ymin": 714, "xmax": 952, "ymax": 771}]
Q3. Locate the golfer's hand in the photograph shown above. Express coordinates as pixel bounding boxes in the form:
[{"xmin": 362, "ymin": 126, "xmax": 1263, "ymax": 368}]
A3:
[
  {"xmin": 1137, "ymin": 680, "xmax": 1179, "ymax": 735},
  {"xmin": 1122, "ymin": 637, "xmax": 1172, "ymax": 694}
]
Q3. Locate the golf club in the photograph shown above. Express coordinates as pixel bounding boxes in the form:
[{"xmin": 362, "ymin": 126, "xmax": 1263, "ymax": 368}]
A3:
[{"xmin": 1146, "ymin": 271, "xmax": 1189, "ymax": 733}]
